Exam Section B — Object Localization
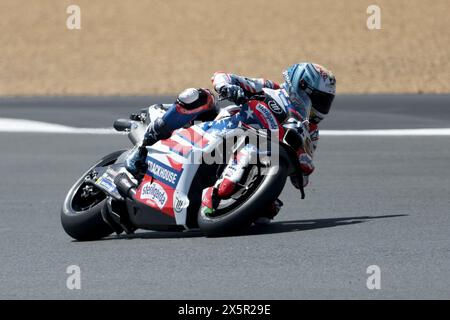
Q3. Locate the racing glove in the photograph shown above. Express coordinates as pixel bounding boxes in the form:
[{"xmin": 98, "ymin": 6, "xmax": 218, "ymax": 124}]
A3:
[
  {"xmin": 290, "ymin": 174, "xmax": 310, "ymax": 188},
  {"xmin": 219, "ymin": 85, "xmax": 247, "ymax": 105}
]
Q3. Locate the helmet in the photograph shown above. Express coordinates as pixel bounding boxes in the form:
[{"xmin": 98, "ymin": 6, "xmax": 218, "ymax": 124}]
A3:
[{"xmin": 283, "ymin": 63, "xmax": 336, "ymax": 116}]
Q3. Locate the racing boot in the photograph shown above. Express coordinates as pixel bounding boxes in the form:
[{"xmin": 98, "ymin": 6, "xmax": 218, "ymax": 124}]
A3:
[
  {"xmin": 125, "ymin": 118, "xmax": 171, "ymax": 178},
  {"xmin": 125, "ymin": 145, "xmax": 147, "ymax": 178}
]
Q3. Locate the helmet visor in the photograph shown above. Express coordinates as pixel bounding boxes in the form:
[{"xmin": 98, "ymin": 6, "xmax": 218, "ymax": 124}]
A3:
[{"xmin": 309, "ymin": 89, "xmax": 334, "ymax": 115}]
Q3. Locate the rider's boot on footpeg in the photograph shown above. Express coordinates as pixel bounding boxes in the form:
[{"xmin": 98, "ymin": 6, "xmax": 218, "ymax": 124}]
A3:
[
  {"xmin": 125, "ymin": 145, "xmax": 148, "ymax": 178},
  {"xmin": 125, "ymin": 118, "xmax": 171, "ymax": 178}
]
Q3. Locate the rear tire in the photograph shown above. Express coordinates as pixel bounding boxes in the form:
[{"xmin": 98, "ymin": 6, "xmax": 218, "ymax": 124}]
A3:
[
  {"xmin": 197, "ymin": 160, "xmax": 288, "ymax": 237},
  {"xmin": 61, "ymin": 150, "xmax": 126, "ymax": 241}
]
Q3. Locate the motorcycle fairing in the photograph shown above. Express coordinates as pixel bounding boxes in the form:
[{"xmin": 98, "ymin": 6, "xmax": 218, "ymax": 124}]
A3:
[
  {"xmin": 240, "ymin": 100, "xmax": 284, "ymax": 135},
  {"xmin": 133, "ymin": 95, "xmax": 287, "ymax": 228},
  {"xmin": 135, "ymin": 123, "xmax": 226, "ymax": 227}
]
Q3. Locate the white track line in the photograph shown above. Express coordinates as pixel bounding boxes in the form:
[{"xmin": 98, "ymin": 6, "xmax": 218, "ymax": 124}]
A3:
[
  {"xmin": 0, "ymin": 118, "xmax": 449, "ymax": 136},
  {"xmin": 0, "ymin": 118, "xmax": 120, "ymax": 134},
  {"xmin": 320, "ymin": 128, "xmax": 450, "ymax": 136}
]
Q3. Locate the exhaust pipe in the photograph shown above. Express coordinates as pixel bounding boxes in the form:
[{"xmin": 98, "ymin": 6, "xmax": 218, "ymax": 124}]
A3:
[{"xmin": 114, "ymin": 173, "xmax": 137, "ymax": 199}]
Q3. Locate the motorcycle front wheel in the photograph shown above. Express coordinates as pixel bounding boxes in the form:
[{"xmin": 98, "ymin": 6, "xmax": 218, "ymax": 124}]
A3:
[{"xmin": 197, "ymin": 157, "xmax": 288, "ymax": 237}]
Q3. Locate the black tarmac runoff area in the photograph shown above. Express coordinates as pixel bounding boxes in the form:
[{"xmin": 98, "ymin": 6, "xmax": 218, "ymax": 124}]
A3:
[{"xmin": 0, "ymin": 94, "xmax": 449, "ymax": 299}]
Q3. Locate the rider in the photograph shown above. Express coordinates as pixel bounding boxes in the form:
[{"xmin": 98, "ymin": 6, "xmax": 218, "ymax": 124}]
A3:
[{"xmin": 126, "ymin": 63, "xmax": 336, "ymax": 219}]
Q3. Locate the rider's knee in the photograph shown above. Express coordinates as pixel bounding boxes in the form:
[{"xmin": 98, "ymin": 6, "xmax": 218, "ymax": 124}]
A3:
[{"xmin": 175, "ymin": 88, "xmax": 216, "ymax": 115}]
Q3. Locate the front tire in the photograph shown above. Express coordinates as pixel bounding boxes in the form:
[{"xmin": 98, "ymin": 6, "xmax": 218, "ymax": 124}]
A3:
[
  {"xmin": 61, "ymin": 150, "xmax": 126, "ymax": 241},
  {"xmin": 197, "ymin": 160, "xmax": 288, "ymax": 237}
]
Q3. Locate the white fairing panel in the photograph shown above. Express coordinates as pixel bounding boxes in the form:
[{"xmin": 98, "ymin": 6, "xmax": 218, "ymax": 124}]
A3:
[
  {"xmin": 145, "ymin": 122, "xmax": 225, "ymax": 227},
  {"xmin": 134, "ymin": 103, "xmax": 244, "ymax": 227}
]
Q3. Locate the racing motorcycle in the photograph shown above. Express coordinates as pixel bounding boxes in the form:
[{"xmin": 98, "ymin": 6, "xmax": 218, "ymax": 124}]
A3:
[{"xmin": 61, "ymin": 90, "xmax": 307, "ymax": 240}]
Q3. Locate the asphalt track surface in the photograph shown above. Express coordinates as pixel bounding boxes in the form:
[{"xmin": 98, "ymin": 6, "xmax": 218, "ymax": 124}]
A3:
[{"xmin": 0, "ymin": 95, "xmax": 449, "ymax": 299}]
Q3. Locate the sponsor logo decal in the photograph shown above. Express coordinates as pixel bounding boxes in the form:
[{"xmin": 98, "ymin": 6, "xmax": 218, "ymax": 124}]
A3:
[
  {"xmin": 282, "ymin": 70, "xmax": 292, "ymax": 87},
  {"xmin": 173, "ymin": 197, "xmax": 184, "ymax": 214},
  {"xmin": 255, "ymin": 103, "xmax": 279, "ymax": 130},
  {"xmin": 268, "ymin": 100, "xmax": 283, "ymax": 115},
  {"xmin": 140, "ymin": 182, "xmax": 167, "ymax": 209},
  {"xmin": 146, "ymin": 158, "xmax": 181, "ymax": 188},
  {"xmin": 96, "ymin": 175, "xmax": 116, "ymax": 192},
  {"xmin": 173, "ymin": 191, "xmax": 189, "ymax": 215}
]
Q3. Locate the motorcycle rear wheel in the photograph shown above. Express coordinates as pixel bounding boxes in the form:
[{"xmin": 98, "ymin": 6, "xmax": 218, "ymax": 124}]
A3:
[{"xmin": 61, "ymin": 150, "xmax": 126, "ymax": 241}]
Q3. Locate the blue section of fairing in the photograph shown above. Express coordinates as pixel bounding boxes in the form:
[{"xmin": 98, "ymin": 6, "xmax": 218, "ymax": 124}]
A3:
[
  {"xmin": 201, "ymin": 114, "xmax": 241, "ymax": 134},
  {"xmin": 239, "ymin": 103, "xmax": 266, "ymax": 128},
  {"xmin": 145, "ymin": 156, "xmax": 182, "ymax": 188},
  {"xmin": 162, "ymin": 100, "xmax": 270, "ymax": 137},
  {"xmin": 201, "ymin": 103, "xmax": 272, "ymax": 133}
]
